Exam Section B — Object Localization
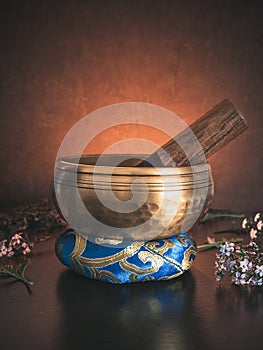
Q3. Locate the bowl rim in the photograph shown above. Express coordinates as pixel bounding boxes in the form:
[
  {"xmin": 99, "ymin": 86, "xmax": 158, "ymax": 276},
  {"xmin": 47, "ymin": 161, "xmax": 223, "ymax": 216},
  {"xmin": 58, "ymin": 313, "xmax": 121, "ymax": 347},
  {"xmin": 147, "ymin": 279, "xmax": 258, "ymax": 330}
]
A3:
[{"xmin": 55, "ymin": 154, "xmax": 211, "ymax": 176}]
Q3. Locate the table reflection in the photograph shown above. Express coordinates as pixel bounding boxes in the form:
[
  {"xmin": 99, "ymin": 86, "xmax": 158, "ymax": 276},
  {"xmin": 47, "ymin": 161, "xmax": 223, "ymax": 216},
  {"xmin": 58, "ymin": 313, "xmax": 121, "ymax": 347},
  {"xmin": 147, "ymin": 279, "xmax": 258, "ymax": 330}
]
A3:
[{"xmin": 56, "ymin": 270, "xmax": 210, "ymax": 350}]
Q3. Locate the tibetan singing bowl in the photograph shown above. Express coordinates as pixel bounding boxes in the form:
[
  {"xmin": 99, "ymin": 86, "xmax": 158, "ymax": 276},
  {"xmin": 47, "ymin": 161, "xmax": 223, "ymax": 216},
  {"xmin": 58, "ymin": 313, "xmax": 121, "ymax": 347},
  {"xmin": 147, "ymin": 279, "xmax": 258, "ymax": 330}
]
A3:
[{"xmin": 53, "ymin": 154, "xmax": 214, "ymax": 244}]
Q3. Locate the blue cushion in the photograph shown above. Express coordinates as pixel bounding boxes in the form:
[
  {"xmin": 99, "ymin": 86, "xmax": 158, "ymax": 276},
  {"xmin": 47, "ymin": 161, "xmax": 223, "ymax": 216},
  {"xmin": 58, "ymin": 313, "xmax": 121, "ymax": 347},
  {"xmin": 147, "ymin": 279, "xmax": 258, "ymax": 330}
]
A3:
[{"xmin": 55, "ymin": 230, "xmax": 197, "ymax": 284}]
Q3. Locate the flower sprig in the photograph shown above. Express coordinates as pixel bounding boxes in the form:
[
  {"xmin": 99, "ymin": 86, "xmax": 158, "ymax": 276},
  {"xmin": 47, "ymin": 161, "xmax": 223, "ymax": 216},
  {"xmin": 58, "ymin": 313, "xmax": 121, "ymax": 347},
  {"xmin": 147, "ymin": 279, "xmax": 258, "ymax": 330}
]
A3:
[
  {"xmin": 197, "ymin": 236, "xmax": 243, "ymax": 251},
  {"xmin": 215, "ymin": 212, "xmax": 263, "ymax": 286},
  {"xmin": 0, "ymin": 258, "xmax": 33, "ymax": 288},
  {"xmin": 0, "ymin": 232, "xmax": 33, "ymax": 258},
  {"xmin": 241, "ymin": 212, "xmax": 263, "ymax": 240},
  {"xmin": 0, "ymin": 199, "xmax": 66, "ymax": 288},
  {"xmin": 0, "ymin": 232, "xmax": 34, "ymax": 289},
  {"xmin": 216, "ymin": 241, "xmax": 263, "ymax": 286}
]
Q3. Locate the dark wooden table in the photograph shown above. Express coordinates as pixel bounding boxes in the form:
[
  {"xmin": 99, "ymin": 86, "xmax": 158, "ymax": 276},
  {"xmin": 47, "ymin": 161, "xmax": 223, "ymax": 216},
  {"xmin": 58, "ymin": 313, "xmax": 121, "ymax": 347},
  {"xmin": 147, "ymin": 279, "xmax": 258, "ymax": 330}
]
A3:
[{"xmin": 1, "ymin": 220, "xmax": 263, "ymax": 350}]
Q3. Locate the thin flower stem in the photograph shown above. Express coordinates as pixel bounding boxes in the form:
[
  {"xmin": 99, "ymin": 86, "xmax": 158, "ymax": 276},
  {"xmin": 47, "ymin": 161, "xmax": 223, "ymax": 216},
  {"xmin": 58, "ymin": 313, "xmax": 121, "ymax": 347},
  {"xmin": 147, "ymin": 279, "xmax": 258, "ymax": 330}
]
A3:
[
  {"xmin": 200, "ymin": 212, "xmax": 245, "ymax": 223},
  {"xmin": 197, "ymin": 237, "xmax": 243, "ymax": 251},
  {"xmin": 197, "ymin": 243, "xmax": 219, "ymax": 250},
  {"xmin": 0, "ymin": 260, "xmax": 33, "ymax": 287},
  {"xmin": 0, "ymin": 267, "xmax": 33, "ymax": 286}
]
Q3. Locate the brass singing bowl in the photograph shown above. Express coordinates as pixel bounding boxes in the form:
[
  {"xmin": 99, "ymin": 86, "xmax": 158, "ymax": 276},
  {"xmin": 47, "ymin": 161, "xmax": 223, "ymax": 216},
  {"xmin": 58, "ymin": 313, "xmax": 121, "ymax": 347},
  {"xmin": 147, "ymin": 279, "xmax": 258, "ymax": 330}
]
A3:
[{"xmin": 53, "ymin": 154, "xmax": 214, "ymax": 244}]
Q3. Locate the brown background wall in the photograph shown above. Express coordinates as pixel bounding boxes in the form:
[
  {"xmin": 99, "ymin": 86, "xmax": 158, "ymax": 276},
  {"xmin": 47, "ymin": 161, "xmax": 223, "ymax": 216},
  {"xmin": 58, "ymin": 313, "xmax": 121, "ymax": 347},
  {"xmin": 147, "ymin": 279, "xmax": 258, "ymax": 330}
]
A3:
[{"xmin": 0, "ymin": 0, "xmax": 262, "ymax": 211}]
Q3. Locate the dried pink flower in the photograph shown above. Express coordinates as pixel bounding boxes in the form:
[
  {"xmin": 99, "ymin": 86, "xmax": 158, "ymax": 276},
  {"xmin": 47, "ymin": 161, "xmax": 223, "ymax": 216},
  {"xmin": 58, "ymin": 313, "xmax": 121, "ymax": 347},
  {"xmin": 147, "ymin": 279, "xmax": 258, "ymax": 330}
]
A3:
[
  {"xmin": 250, "ymin": 228, "xmax": 258, "ymax": 240},
  {"xmin": 0, "ymin": 232, "xmax": 33, "ymax": 259}
]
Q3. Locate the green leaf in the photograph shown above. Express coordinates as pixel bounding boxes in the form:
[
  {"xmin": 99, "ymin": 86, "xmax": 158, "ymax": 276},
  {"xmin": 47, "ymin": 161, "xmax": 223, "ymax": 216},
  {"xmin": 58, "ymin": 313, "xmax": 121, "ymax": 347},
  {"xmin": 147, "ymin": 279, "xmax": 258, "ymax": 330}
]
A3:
[
  {"xmin": 197, "ymin": 237, "xmax": 243, "ymax": 251},
  {"xmin": 0, "ymin": 259, "xmax": 33, "ymax": 287},
  {"xmin": 200, "ymin": 210, "xmax": 245, "ymax": 223}
]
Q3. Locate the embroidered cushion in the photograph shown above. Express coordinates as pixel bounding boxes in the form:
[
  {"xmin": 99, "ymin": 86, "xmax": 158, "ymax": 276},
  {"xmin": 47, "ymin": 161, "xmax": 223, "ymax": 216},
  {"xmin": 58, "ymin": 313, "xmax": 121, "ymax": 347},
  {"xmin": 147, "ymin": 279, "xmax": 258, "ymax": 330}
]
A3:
[{"xmin": 55, "ymin": 230, "xmax": 197, "ymax": 284}]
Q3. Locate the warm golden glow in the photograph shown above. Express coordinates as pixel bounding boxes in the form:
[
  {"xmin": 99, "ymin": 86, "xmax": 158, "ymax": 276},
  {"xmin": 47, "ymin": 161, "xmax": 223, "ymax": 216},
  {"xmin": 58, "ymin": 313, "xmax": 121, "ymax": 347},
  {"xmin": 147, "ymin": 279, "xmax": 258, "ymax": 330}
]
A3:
[{"xmin": 82, "ymin": 123, "xmax": 171, "ymax": 155}]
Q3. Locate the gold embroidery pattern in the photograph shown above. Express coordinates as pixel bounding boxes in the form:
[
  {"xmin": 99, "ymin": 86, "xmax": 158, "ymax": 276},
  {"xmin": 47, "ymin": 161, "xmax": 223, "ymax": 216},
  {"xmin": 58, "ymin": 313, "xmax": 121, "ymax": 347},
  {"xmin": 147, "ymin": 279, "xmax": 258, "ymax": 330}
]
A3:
[
  {"xmin": 144, "ymin": 242, "xmax": 183, "ymax": 271},
  {"xmin": 69, "ymin": 234, "xmax": 87, "ymax": 274},
  {"xmin": 129, "ymin": 274, "xmax": 155, "ymax": 282},
  {"xmin": 159, "ymin": 271, "xmax": 183, "ymax": 280},
  {"xmin": 94, "ymin": 270, "xmax": 121, "ymax": 284},
  {"xmin": 177, "ymin": 234, "xmax": 196, "ymax": 248},
  {"xmin": 145, "ymin": 236, "xmax": 196, "ymax": 273},
  {"xmin": 86, "ymin": 266, "xmax": 97, "ymax": 279},
  {"xmin": 78, "ymin": 241, "xmax": 144, "ymax": 268},
  {"xmin": 68, "ymin": 231, "xmax": 196, "ymax": 282},
  {"xmin": 176, "ymin": 235, "xmax": 197, "ymax": 270},
  {"xmin": 84, "ymin": 266, "xmax": 121, "ymax": 283},
  {"xmin": 181, "ymin": 246, "xmax": 197, "ymax": 270},
  {"xmin": 145, "ymin": 239, "xmax": 174, "ymax": 255},
  {"xmin": 119, "ymin": 251, "xmax": 163, "ymax": 276}
]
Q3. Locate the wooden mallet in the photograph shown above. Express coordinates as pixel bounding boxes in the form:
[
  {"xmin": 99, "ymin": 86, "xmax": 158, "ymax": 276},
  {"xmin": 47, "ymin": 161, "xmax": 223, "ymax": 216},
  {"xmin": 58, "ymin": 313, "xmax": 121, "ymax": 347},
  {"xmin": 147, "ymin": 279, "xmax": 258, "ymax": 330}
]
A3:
[{"xmin": 132, "ymin": 99, "xmax": 248, "ymax": 167}]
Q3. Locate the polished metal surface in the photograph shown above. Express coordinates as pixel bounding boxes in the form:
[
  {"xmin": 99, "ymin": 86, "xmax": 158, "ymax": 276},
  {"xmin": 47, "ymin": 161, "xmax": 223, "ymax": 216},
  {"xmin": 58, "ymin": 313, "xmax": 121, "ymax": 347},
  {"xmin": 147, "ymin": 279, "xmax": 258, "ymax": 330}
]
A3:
[{"xmin": 53, "ymin": 154, "xmax": 213, "ymax": 242}]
